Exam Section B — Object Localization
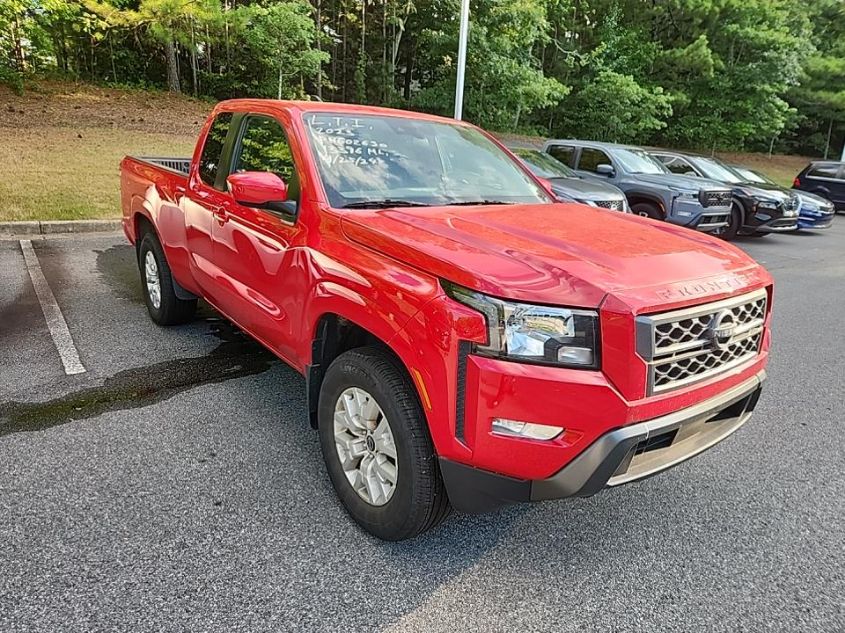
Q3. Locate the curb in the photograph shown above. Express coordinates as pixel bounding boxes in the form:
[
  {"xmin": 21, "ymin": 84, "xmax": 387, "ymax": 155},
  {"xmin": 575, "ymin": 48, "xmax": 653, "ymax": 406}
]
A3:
[{"xmin": 0, "ymin": 219, "xmax": 122, "ymax": 236}]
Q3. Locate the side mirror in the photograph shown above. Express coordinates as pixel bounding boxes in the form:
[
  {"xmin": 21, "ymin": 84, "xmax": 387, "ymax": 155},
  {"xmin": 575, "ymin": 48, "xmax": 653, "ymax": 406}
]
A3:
[
  {"xmin": 227, "ymin": 171, "xmax": 289, "ymax": 211},
  {"xmin": 596, "ymin": 164, "xmax": 615, "ymax": 177},
  {"xmin": 685, "ymin": 170, "xmax": 699, "ymax": 177}
]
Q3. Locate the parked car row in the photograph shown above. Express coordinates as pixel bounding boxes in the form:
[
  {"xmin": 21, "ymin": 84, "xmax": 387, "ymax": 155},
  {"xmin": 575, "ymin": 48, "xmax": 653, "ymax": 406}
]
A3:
[
  {"xmin": 735, "ymin": 165, "xmax": 838, "ymax": 231},
  {"xmin": 509, "ymin": 138, "xmax": 840, "ymax": 241}
]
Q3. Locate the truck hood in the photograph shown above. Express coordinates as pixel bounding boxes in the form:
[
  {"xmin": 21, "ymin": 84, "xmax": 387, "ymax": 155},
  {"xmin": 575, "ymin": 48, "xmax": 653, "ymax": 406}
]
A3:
[
  {"xmin": 734, "ymin": 181, "xmax": 790, "ymax": 201},
  {"xmin": 794, "ymin": 189, "xmax": 833, "ymax": 208},
  {"xmin": 341, "ymin": 203, "xmax": 761, "ymax": 309},
  {"xmin": 629, "ymin": 172, "xmax": 730, "ymax": 192},
  {"xmin": 548, "ymin": 177, "xmax": 625, "ymax": 201}
]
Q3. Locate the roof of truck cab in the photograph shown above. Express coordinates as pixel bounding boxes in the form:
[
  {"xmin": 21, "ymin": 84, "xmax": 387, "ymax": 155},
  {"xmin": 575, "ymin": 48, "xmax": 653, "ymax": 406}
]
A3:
[
  {"xmin": 543, "ymin": 139, "xmax": 650, "ymax": 151},
  {"xmin": 214, "ymin": 98, "xmax": 472, "ymax": 126},
  {"xmin": 644, "ymin": 147, "xmax": 712, "ymax": 160}
]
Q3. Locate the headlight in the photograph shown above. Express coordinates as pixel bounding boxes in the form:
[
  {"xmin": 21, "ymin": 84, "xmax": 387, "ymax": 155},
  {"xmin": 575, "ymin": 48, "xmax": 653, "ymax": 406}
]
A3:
[
  {"xmin": 672, "ymin": 190, "xmax": 698, "ymax": 199},
  {"xmin": 442, "ymin": 282, "xmax": 599, "ymax": 368},
  {"xmin": 757, "ymin": 200, "xmax": 779, "ymax": 210}
]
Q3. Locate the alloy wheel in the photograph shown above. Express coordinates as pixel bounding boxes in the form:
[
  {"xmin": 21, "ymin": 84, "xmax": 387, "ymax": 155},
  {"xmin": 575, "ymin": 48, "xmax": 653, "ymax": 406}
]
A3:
[
  {"xmin": 144, "ymin": 250, "xmax": 162, "ymax": 310},
  {"xmin": 333, "ymin": 386, "xmax": 398, "ymax": 506}
]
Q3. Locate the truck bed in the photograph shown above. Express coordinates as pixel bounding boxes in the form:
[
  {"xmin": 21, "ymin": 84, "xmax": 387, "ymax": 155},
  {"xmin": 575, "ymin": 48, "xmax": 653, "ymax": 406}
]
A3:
[
  {"xmin": 129, "ymin": 156, "xmax": 192, "ymax": 175},
  {"xmin": 120, "ymin": 155, "xmax": 192, "ymax": 246}
]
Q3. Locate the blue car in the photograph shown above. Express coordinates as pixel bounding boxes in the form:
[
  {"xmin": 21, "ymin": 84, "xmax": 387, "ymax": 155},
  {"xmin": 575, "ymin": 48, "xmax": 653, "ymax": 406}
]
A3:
[{"xmin": 731, "ymin": 165, "xmax": 835, "ymax": 230}]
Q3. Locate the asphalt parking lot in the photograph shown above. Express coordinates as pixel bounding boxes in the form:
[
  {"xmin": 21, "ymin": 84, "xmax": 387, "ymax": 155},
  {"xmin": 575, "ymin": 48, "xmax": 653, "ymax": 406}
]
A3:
[{"xmin": 1, "ymin": 227, "xmax": 844, "ymax": 633}]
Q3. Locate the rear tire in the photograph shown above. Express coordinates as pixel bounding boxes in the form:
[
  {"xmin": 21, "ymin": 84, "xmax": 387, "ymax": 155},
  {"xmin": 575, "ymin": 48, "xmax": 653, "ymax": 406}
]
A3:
[
  {"xmin": 631, "ymin": 202, "xmax": 663, "ymax": 221},
  {"xmin": 138, "ymin": 231, "xmax": 197, "ymax": 325},
  {"xmin": 318, "ymin": 347, "xmax": 451, "ymax": 540}
]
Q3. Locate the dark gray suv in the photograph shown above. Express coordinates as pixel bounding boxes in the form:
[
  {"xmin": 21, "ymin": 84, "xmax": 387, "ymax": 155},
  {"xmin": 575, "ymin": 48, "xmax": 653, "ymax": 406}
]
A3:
[
  {"xmin": 509, "ymin": 147, "xmax": 629, "ymax": 212},
  {"xmin": 543, "ymin": 140, "xmax": 733, "ymax": 233}
]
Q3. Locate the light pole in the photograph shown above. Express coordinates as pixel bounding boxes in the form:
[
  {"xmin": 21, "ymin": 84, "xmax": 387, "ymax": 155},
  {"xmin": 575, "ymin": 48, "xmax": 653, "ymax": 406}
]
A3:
[{"xmin": 454, "ymin": 0, "xmax": 470, "ymax": 120}]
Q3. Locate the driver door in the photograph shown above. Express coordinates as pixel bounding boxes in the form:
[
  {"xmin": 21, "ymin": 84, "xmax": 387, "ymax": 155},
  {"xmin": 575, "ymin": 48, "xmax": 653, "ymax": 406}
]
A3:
[{"xmin": 210, "ymin": 113, "xmax": 306, "ymax": 363}]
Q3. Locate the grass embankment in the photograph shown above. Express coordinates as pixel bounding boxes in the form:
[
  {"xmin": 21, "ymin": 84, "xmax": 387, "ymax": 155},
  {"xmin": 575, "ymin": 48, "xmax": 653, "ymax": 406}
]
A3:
[
  {"xmin": 717, "ymin": 151, "xmax": 809, "ymax": 188},
  {"xmin": 0, "ymin": 80, "xmax": 817, "ymax": 221},
  {"xmin": 0, "ymin": 81, "xmax": 209, "ymax": 222}
]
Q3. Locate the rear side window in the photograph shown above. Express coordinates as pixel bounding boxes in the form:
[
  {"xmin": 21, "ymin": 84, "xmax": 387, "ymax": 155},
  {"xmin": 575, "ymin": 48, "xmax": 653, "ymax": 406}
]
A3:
[
  {"xmin": 546, "ymin": 144, "xmax": 576, "ymax": 167},
  {"xmin": 659, "ymin": 155, "xmax": 693, "ymax": 175},
  {"xmin": 578, "ymin": 148, "xmax": 613, "ymax": 173},
  {"xmin": 808, "ymin": 163, "xmax": 842, "ymax": 179},
  {"xmin": 198, "ymin": 112, "xmax": 233, "ymax": 188}
]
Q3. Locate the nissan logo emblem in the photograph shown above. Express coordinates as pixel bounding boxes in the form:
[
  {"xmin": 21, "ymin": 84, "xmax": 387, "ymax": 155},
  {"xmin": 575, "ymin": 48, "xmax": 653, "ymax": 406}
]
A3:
[{"xmin": 708, "ymin": 309, "xmax": 736, "ymax": 351}]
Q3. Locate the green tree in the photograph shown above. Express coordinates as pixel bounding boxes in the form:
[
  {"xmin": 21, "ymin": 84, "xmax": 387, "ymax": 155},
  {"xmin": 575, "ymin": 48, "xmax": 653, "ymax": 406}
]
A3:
[
  {"xmin": 788, "ymin": 0, "xmax": 845, "ymax": 156},
  {"xmin": 239, "ymin": 1, "xmax": 328, "ymax": 99},
  {"xmin": 555, "ymin": 70, "xmax": 673, "ymax": 142},
  {"xmin": 411, "ymin": 0, "xmax": 568, "ymax": 131}
]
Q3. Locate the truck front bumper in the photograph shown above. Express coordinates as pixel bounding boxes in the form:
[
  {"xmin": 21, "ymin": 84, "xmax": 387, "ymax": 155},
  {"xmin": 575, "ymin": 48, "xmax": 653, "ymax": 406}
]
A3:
[
  {"xmin": 752, "ymin": 216, "xmax": 799, "ymax": 233},
  {"xmin": 439, "ymin": 371, "xmax": 765, "ymax": 514},
  {"xmin": 670, "ymin": 199, "xmax": 731, "ymax": 232},
  {"xmin": 797, "ymin": 212, "xmax": 834, "ymax": 230}
]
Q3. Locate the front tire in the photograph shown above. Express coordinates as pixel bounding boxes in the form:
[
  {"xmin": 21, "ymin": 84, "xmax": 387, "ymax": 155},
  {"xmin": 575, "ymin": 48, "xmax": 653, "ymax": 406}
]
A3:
[
  {"xmin": 318, "ymin": 347, "xmax": 451, "ymax": 540},
  {"xmin": 631, "ymin": 202, "xmax": 663, "ymax": 221},
  {"xmin": 138, "ymin": 231, "xmax": 197, "ymax": 325},
  {"xmin": 717, "ymin": 204, "xmax": 743, "ymax": 240}
]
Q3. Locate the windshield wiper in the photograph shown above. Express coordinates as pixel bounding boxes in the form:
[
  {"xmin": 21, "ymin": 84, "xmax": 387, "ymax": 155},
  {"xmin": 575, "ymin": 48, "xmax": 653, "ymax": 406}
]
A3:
[
  {"xmin": 342, "ymin": 199, "xmax": 431, "ymax": 209},
  {"xmin": 447, "ymin": 200, "xmax": 514, "ymax": 206}
]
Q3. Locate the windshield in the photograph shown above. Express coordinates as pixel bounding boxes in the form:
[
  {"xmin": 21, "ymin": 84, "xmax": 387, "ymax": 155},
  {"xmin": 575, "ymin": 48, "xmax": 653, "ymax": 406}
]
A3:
[
  {"xmin": 731, "ymin": 165, "xmax": 771, "ymax": 185},
  {"xmin": 302, "ymin": 113, "xmax": 550, "ymax": 208},
  {"xmin": 613, "ymin": 148, "xmax": 668, "ymax": 175},
  {"xmin": 690, "ymin": 156, "xmax": 743, "ymax": 183},
  {"xmin": 511, "ymin": 148, "xmax": 577, "ymax": 179}
]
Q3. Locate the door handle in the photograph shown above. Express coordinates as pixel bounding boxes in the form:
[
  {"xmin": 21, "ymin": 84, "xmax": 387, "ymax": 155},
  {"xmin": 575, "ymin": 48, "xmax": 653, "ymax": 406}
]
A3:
[{"xmin": 213, "ymin": 207, "xmax": 229, "ymax": 224}]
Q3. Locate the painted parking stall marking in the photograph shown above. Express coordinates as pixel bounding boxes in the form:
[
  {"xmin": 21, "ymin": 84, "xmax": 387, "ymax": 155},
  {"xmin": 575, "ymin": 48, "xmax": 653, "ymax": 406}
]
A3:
[{"xmin": 19, "ymin": 239, "xmax": 86, "ymax": 375}]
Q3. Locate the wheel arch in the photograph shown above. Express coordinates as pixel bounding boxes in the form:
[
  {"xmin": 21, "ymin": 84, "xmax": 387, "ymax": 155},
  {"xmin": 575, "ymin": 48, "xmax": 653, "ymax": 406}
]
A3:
[
  {"xmin": 811, "ymin": 186, "xmax": 831, "ymax": 199},
  {"xmin": 306, "ymin": 311, "xmax": 425, "ymax": 430},
  {"xmin": 625, "ymin": 192, "xmax": 666, "ymax": 217},
  {"xmin": 732, "ymin": 198, "xmax": 749, "ymax": 226},
  {"xmin": 134, "ymin": 212, "xmax": 197, "ymax": 301},
  {"xmin": 133, "ymin": 211, "xmax": 156, "ymax": 252}
]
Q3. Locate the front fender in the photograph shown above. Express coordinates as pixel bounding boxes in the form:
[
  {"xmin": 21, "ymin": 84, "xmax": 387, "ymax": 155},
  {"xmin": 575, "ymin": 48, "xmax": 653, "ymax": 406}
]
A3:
[
  {"xmin": 624, "ymin": 187, "xmax": 669, "ymax": 209},
  {"xmin": 387, "ymin": 294, "xmax": 488, "ymax": 465}
]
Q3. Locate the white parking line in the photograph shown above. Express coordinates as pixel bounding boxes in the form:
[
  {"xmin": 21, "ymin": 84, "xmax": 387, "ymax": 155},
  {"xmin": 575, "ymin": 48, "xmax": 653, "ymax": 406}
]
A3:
[{"xmin": 19, "ymin": 239, "xmax": 86, "ymax": 375}]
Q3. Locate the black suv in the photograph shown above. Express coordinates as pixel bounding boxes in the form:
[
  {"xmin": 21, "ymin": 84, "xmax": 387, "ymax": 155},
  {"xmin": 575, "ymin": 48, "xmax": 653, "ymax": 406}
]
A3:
[
  {"xmin": 649, "ymin": 149, "xmax": 799, "ymax": 239},
  {"xmin": 793, "ymin": 162, "xmax": 845, "ymax": 212}
]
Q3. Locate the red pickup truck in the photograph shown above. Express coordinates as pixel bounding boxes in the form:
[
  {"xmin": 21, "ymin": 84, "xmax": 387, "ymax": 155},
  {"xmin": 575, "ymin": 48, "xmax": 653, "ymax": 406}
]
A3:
[{"xmin": 121, "ymin": 100, "xmax": 772, "ymax": 540}]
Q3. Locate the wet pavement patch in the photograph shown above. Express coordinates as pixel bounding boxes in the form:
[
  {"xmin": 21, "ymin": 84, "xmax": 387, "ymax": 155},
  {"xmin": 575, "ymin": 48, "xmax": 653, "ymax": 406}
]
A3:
[
  {"xmin": 95, "ymin": 243, "xmax": 144, "ymax": 303},
  {"xmin": 0, "ymin": 321, "xmax": 277, "ymax": 436}
]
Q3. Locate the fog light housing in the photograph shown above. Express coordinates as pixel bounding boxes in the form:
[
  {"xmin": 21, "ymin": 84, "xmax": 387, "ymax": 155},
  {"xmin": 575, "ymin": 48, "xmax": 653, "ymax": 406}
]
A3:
[{"xmin": 491, "ymin": 418, "xmax": 564, "ymax": 441}]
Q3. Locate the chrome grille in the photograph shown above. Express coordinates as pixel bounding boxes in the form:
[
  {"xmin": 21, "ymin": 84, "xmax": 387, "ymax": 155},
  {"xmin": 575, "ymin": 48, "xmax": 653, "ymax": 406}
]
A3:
[
  {"xmin": 699, "ymin": 190, "xmax": 732, "ymax": 208},
  {"xmin": 636, "ymin": 290, "xmax": 767, "ymax": 394},
  {"xmin": 594, "ymin": 199, "xmax": 625, "ymax": 211}
]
